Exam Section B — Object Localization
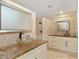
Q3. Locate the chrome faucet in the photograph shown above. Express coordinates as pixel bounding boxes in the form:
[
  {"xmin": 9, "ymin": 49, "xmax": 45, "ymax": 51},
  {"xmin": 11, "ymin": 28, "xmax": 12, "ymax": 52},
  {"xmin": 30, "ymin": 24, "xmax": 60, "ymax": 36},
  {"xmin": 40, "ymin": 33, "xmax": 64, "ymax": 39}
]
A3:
[{"xmin": 19, "ymin": 32, "xmax": 24, "ymax": 40}]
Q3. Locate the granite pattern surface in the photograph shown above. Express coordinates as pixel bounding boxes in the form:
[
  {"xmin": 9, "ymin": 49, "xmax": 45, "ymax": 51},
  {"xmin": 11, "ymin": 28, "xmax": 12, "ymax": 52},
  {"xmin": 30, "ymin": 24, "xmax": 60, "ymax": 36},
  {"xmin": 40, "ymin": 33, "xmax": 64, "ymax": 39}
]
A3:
[{"xmin": 0, "ymin": 40, "xmax": 47, "ymax": 59}]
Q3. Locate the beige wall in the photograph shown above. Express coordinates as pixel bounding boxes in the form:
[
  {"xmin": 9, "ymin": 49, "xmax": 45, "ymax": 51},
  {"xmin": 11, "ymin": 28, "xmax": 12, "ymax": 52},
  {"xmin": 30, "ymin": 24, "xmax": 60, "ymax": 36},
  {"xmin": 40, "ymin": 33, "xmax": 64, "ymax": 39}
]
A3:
[{"xmin": 43, "ymin": 12, "xmax": 77, "ymax": 37}]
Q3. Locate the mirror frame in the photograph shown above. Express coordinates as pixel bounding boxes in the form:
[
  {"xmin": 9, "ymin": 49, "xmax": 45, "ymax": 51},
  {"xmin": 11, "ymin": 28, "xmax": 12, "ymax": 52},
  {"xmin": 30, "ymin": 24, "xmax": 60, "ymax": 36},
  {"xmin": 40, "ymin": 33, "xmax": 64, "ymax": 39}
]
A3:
[
  {"xmin": 0, "ymin": 1, "xmax": 32, "ymax": 33},
  {"xmin": 56, "ymin": 20, "xmax": 70, "ymax": 32}
]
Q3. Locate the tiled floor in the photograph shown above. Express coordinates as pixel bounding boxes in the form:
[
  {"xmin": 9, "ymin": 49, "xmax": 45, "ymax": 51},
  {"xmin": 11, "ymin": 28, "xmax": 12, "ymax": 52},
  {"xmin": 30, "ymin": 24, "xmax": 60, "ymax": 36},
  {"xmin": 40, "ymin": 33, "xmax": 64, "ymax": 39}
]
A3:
[{"xmin": 43, "ymin": 48, "xmax": 77, "ymax": 59}]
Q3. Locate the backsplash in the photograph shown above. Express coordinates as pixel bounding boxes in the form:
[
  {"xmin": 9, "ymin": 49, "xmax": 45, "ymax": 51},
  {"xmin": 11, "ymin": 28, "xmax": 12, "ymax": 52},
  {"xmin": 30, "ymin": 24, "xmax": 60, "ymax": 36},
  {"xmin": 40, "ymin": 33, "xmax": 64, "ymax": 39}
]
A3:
[
  {"xmin": 0, "ymin": 33, "xmax": 18, "ymax": 47},
  {"xmin": 0, "ymin": 33, "xmax": 31, "ymax": 47}
]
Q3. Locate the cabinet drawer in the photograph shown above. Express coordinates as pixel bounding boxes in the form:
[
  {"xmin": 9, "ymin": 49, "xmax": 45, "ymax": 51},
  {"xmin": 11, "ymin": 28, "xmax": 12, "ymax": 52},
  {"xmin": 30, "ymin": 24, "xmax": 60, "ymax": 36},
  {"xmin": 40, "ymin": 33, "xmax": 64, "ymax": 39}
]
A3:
[
  {"xmin": 51, "ymin": 40, "xmax": 56, "ymax": 42},
  {"xmin": 48, "ymin": 39, "xmax": 57, "ymax": 43},
  {"xmin": 48, "ymin": 42, "xmax": 57, "ymax": 48},
  {"xmin": 48, "ymin": 44, "xmax": 57, "ymax": 48},
  {"xmin": 48, "ymin": 41, "xmax": 57, "ymax": 45},
  {"xmin": 48, "ymin": 41, "xmax": 57, "ymax": 44}
]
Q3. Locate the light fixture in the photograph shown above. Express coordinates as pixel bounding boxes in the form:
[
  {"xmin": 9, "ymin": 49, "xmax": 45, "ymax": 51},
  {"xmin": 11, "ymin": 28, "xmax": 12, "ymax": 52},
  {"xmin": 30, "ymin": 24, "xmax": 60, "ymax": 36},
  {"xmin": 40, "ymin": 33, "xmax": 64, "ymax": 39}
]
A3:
[
  {"xmin": 48, "ymin": 5, "xmax": 52, "ymax": 8},
  {"xmin": 59, "ymin": 11, "xmax": 63, "ymax": 14}
]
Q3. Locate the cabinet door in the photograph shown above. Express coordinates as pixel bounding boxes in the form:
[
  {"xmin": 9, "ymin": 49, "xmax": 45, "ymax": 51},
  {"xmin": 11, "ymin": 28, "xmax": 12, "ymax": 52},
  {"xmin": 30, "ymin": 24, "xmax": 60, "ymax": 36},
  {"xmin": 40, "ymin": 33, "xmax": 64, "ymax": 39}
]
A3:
[
  {"xmin": 58, "ymin": 37, "xmax": 77, "ymax": 53},
  {"xmin": 57, "ymin": 37, "xmax": 67, "ymax": 51},
  {"xmin": 33, "ymin": 43, "xmax": 47, "ymax": 59},
  {"xmin": 48, "ymin": 36, "xmax": 58, "ymax": 48},
  {"xmin": 67, "ymin": 38, "xmax": 77, "ymax": 53}
]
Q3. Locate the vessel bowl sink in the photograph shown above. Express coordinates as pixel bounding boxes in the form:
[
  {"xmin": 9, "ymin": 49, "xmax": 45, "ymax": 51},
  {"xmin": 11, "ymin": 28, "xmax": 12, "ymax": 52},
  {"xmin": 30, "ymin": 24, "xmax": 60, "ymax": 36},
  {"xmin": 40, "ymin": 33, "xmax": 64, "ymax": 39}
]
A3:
[{"xmin": 16, "ymin": 39, "xmax": 33, "ymax": 45}]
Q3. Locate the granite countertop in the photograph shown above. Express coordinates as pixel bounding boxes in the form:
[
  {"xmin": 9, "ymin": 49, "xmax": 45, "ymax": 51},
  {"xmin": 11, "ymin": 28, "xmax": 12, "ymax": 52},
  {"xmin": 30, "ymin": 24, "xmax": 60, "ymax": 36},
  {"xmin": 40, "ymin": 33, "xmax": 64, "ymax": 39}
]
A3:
[
  {"xmin": 48, "ymin": 35, "xmax": 77, "ymax": 38},
  {"xmin": 0, "ymin": 40, "xmax": 47, "ymax": 59}
]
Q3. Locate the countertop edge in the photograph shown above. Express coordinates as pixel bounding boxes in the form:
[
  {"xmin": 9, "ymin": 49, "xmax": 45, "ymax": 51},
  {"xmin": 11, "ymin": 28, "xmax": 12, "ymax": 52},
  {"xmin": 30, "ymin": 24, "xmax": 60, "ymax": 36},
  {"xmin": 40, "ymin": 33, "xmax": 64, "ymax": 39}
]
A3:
[
  {"xmin": 13, "ymin": 40, "xmax": 47, "ymax": 59},
  {"xmin": 48, "ymin": 35, "xmax": 77, "ymax": 38}
]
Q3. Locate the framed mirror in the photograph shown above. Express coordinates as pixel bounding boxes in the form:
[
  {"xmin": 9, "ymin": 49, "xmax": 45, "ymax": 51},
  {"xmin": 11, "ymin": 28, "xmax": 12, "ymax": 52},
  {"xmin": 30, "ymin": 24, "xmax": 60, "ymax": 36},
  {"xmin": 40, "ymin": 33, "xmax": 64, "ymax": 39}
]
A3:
[
  {"xmin": 0, "ymin": 1, "xmax": 32, "ymax": 33},
  {"xmin": 56, "ymin": 21, "xmax": 70, "ymax": 32}
]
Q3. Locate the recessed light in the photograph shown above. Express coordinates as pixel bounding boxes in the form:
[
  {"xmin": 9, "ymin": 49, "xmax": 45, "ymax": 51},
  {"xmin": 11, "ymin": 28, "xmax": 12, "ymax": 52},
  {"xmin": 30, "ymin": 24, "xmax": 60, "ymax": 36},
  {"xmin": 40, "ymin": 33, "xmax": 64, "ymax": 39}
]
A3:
[
  {"xmin": 59, "ymin": 11, "xmax": 63, "ymax": 14},
  {"xmin": 48, "ymin": 5, "xmax": 52, "ymax": 8}
]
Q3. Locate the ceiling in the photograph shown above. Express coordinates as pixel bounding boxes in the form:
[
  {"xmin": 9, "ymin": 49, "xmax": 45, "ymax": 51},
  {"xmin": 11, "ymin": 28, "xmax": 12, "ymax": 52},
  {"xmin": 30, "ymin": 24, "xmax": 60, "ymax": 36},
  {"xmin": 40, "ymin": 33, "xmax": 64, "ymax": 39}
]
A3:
[{"xmin": 11, "ymin": 0, "xmax": 77, "ymax": 17}]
